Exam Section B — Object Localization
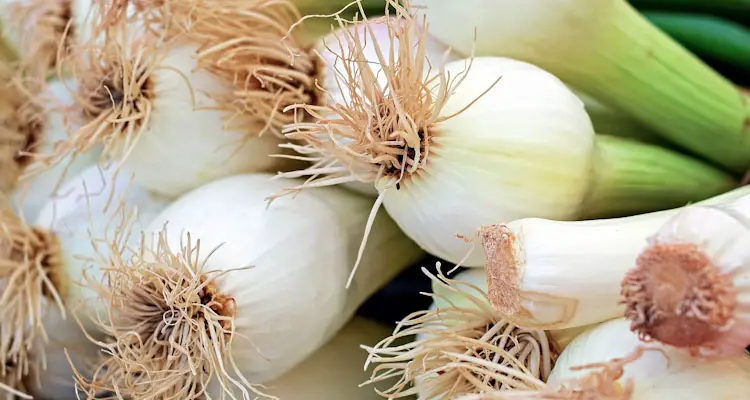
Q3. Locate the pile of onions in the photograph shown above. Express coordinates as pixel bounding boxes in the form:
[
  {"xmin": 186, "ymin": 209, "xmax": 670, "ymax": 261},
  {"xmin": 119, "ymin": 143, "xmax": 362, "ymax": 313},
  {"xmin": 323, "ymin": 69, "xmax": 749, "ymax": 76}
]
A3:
[
  {"xmin": 71, "ymin": 173, "xmax": 423, "ymax": 398},
  {"xmin": 2, "ymin": 0, "xmax": 750, "ymax": 399}
]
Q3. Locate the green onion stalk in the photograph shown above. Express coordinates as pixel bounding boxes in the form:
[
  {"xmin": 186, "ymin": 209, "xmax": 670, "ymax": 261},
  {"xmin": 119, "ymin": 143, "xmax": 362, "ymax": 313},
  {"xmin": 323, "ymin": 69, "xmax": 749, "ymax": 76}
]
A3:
[{"xmin": 421, "ymin": 0, "xmax": 750, "ymax": 174}]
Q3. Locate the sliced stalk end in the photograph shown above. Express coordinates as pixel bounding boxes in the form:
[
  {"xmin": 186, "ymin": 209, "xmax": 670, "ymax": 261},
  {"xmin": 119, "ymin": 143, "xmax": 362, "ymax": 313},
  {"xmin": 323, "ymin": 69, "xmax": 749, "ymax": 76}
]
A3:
[
  {"xmin": 73, "ymin": 226, "xmax": 265, "ymax": 399},
  {"xmin": 621, "ymin": 242, "xmax": 740, "ymax": 357},
  {"xmin": 0, "ymin": 205, "xmax": 63, "ymax": 389},
  {"xmin": 480, "ymin": 224, "xmax": 521, "ymax": 318},
  {"xmin": 582, "ymin": 135, "xmax": 736, "ymax": 219},
  {"xmin": 362, "ymin": 266, "xmax": 551, "ymax": 399}
]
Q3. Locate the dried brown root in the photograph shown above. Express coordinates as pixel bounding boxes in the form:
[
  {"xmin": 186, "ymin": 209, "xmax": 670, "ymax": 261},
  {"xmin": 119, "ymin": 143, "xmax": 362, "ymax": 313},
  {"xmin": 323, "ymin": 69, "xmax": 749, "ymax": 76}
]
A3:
[
  {"xmin": 33, "ymin": 22, "xmax": 159, "ymax": 179},
  {"xmin": 271, "ymin": 0, "xmax": 461, "ymax": 199},
  {"xmin": 361, "ymin": 265, "xmax": 554, "ymax": 399},
  {"xmin": 452, "ymin": 348, "xmax": 656, "ymax": 400},
  {"xmin": 481, "ymin": 224, "xmax": 523, "ymax": 319},
  {"xmin": 0, "ymin": 63, "xmax": 46, "ymax": 193},
  {"xmin": 0, "ymin": 356, "xmax": 32, "ymax": 400},
  {"xmin": 3, "ymin": 0, "xmax": 75, "ymax": 79},
  {"xmin": 0, "ymin": 201, "xmax": 64, "ymax": 398},
  {"xmin": 115, "ymin": 0, "xmax": 318, "ymax": 140},
  {"xmin": 71, "ymin": 225, "xmax": 266, "ymax": 400},
  {"xmin": 620, "ymin": 242, "xmax": 736, "ymax": 356}
]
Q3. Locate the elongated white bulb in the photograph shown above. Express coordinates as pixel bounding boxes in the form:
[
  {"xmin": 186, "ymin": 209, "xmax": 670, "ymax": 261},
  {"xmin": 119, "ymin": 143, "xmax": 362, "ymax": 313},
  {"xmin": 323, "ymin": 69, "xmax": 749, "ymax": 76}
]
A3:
[
  {"xmin": 550, "ymin": 319, "xmax": 750, "ymax": 399},
  {"xmin": 116, "ymin": 42, "xmax": 291, "ymax": 198},
  {"xmin": 480, "ymin": 186, "xmax": 750, "ymax": 330},
  {"xmin": 141, "ymin": 174, "xmax": 423, "ymax": 387}
]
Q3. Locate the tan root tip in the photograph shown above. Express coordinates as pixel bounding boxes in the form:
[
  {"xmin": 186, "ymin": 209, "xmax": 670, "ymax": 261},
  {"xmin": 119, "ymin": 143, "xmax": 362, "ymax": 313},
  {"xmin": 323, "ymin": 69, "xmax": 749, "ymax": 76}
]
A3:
[
  {"xmin": 621, "ymin": 243, "xmax": 736, "ymax": 351},
  {"xmin": 50, "ymin": 24, "xmax": 157, "ymax": 167},
  {"xmin": 481, "ymin": 224, "xmax": 521, "ymax": 317},
  {"xmin": 275, "ymin": 0, "xmax": 461, "ymax": 196},
  {"xmin": 0, "ymin": 68, "xmax": 46, "ymax": 191},
  {"xmin": 0, "ymin": 205, "xmax": 62, "ymax": 390},
  {"xmin": 362, "ymin": 266, "xmax": 552, "ymax": 399},
  {"xmin": 74, "ymin": 229, "xmax": 264, "ymax": 399}
]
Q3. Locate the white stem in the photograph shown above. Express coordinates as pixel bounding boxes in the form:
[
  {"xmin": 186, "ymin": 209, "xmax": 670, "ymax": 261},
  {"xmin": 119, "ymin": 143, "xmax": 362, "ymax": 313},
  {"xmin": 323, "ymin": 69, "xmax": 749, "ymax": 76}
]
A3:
[{"xmin": 482, "ymin": 186, "xmax": 750, "ymax": 330}]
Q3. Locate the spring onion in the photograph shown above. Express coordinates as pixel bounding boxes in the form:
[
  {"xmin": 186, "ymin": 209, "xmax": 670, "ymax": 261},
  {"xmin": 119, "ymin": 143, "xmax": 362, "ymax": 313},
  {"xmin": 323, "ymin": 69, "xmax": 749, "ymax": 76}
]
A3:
[
  {"xmin": 72, "ymin": 173, "xmax": 423, "ymax": 398},
  {"xmin": 621, "ymin": 196, "xmax": 750, "ymax": 357},
  {"xmin": 0, "ymin": 163, "xmax": 166, "ymax": 399},
  {"xmin": 479, "ymin": 186, "xmax": 750, "ymax": 330},
  {"xmin": 12, "ymin": 79, "xmax": 100, "ymax": 222},
  {"xmin": 421, "ymin": 0, "xmax": 750, "ymax": 173},
  {"xmin": 38, "ymin": 0, "xmax": 317, "ymax": 198},
  {"xmin": 363, "ymin": 266, "xmax": 553, "ymax": 399},
  {"xmin": 456, "ymin": 318, "xmax": 750, "ymax": 399},
  {"xmin": 276, "ymin": 1, "xmax": 736, "ymax": 269}
]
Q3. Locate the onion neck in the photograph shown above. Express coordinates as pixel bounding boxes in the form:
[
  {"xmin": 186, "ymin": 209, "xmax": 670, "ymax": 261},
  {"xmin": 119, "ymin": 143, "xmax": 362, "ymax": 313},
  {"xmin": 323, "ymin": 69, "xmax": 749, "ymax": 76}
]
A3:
[
  {"xmin": 581, "ymin": 135, "xmax": 736, "ymax": 219},
  {"xmin": 579, "ymin": 0, "xmax": 750, "ymax": 174}
]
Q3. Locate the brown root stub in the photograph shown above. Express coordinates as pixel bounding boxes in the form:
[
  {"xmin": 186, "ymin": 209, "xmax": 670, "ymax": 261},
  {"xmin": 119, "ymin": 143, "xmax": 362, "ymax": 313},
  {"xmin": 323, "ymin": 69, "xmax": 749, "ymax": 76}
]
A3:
[
  {"xmin": 620, "ymin": 243, "xmax": 736, "ymax": 353},
  {"xmin": 481, "ymin": 224, "xmax": 522, "ymax": 318},
  {"xmin": 0, "ymin": 204, "xmax": 63, "ymax": 394},
  {"xmin": 73, "ymin": 228, "xmax": 264, "ymax": 400},
  {"xmin": 362, "ymin": 266, "xmax": 554, "ymax": 399},
  {"xmin": 273, "ymin": 0, "xmax": 460, "ymax": 198}
]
